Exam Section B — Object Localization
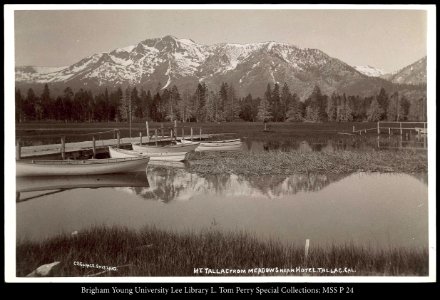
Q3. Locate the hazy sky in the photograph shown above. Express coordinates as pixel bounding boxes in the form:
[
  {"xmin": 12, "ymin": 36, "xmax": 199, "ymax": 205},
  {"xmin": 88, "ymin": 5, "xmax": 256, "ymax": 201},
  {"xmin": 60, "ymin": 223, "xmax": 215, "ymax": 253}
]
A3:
[{"xmin": 14, "ymin": 9, "xmax": 427, "ymax": 73}]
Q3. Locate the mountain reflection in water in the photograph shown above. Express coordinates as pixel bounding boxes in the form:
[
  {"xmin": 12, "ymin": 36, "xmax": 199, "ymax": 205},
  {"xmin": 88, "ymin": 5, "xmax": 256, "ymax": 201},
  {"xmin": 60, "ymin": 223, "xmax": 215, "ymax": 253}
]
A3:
[{"xmin": 118, "ymin": 167, "xmax": 425, "ymax": 203}]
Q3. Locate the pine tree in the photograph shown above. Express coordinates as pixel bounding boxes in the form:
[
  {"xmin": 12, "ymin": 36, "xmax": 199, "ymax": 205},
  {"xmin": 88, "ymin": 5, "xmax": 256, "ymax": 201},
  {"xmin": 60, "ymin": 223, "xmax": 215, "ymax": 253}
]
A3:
[
  {"xmin": 280, "ymin": 83, "xmax": 291, "ymax": 121},
  {"xmin": 40, "ymin": 84, "xmax": 52, "ymax": 119},
  {"xmin": 271, "ymin": 83, "xmax": 281, "ymax": 121},
  {"xmin": 118, "ymin": 87, "xmax": 131, "ymax": 122},
  {"xmin": 62, "ymin": 87, "xmax": 74, "ymax": 122},
  {"xmin": 179, "ymin": 89, "xmax": 192, "ymax": 122},
  {"xmin": 111, "ymin": 87, "xmax": 123, "ymax": 122},
  {"xmin": 166, "ymin": 85, "xmax": 180, "ymax": 121},
  {"xmin": 376, "ymin": 88, "xmax": 389, "ymax": 120},
  {"xmin": 399, "ymin": 96, "xmax": 410, "ymax": 121},
  {"xmin": 286, "ymin": 93, "xmax": 302, "ymax": 122},
  {"xmin": 205, "ymin": 91, "xmax": 218, "ymax": 122},
  {"xmin": 367, "ymin": 96, "xmax": 383, "ymax": 122},
  {"xmin": 218, "ymin": 83, "xmax": 229, "ymax": 122},
  {"xmin": 104, "ymin": 88, "xmax": 110, "ymax": 122},
  {"xmin": 387, "ymin": 92, "xmax": 399, "ymax": 121},
  {"xmin": 131, "ymin": 87, "xmax": 142, "ymax": 120},
  {"xmin": 193, "ymin": 83, "xmax": 207, "ymax": 122},
  {"xmin": 257, "ymin": 95, "xmax": 272, "ymax": 122},
  {"xmin": 305, "ymin": 105, "xmax": 319, "ymax": 122},
  {"xmin": 326, "ymin": 93, "xmax": 338, "ymax": 122},
  {"xmin": 226, "ymin": 84, "xmax": 240, "ymax": 121},
  {"xmin": 24, "ymin": 88, "xmax": 38, "ymax": 121},
  {"xmin": 15, "ymin": 89, "xmax": 23, "ymax": 122},
  {"xmin": 304, "ymin": 85, "xmax": 325, "ymax": 122}
]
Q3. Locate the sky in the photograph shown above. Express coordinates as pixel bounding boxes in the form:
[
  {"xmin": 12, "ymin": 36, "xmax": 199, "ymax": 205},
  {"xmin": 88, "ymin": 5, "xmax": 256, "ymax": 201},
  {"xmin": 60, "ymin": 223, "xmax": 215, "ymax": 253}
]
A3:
[{"xmin": 14, "ymin": 8, "xmax": 427, "ymax": 73}]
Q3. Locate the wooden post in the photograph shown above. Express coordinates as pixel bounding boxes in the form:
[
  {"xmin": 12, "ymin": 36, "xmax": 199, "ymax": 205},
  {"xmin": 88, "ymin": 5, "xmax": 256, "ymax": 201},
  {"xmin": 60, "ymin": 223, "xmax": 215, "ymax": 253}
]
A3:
[
  {"xmin": 191, "ymin": 127, "xmax": 193, "ymax": 141},
  {"xmin": 400, "ymin": 122, "xmax": 402, "ymax": 135},
  {"xmin": 352, "ymin": 126, "xmax": 355, "ymax": 133},
  {"xmin": 305, "ymin": 239, "xmax": 310, "ymax": 261},
  {"xmin": 161, "ymin": 123, "xmax": 164, "ymax": 140},
  {"xmin": 61, "ymin": 136, "xmax": 66, "ymax": 160},
  {"xmin": 155, "ymin": 129, "xmax": 158, "ymax": 146},
  {"xmin": 377, "ymin": 121, "xmax": 380, "ymax": 134},
  {"xmin": 199, "ymin": 128, "xmax": 202, "ymax": 141},
  {"xmin": 16, "ymin": 138, "xmax": 21, "ymax": 160},
  {"xmin": 170, "ymin": 129, "xmax": 174, "ymax": 141},
  {"xmin": 116, "ymin": 130, "xmax": 120, "ymax": 148},
  {"xmin": 92, "ymin": 135, "xmax": 96, "ymax": 158},
  {"xmin": 388, "ymin": 127, "xmax": 391, "ymax": 135},
  {"xmin": 146, "ymin": 121, "xmax": 149, "ymax": 140},
  {"xmin": 139, "ymin": 131, "xmax": 143, "ymax": 145}
]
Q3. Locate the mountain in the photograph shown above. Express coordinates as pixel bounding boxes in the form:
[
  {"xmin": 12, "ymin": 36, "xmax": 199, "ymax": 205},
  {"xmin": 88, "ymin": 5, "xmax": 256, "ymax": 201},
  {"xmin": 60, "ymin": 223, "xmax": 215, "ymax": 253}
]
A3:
[
  {"xmin": 15, "ymin": 35, "xmax": 423, "ymax": 99},
  {"xmin": 354, "ymin": 65, "xmax": 386, "ymax": 77},
  {"xmin": 381, "ymin": 56, "xmax": 427, "ymax": 85}
]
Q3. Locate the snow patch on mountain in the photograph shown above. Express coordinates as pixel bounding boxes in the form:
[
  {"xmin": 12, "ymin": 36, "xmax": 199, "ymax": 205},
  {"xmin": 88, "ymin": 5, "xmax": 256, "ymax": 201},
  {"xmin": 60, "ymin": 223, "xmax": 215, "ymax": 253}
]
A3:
[{"xmin": 355, "ymin": 65, "xmax": 386, "ymax": 77}]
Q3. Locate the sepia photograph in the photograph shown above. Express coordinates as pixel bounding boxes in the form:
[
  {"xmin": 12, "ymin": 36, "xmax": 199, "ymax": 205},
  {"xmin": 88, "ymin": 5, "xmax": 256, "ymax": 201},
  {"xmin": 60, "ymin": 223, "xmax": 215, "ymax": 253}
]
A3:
[{"xmin": 4, "ymin": 4, "xmax": 436, "ymax": 284}]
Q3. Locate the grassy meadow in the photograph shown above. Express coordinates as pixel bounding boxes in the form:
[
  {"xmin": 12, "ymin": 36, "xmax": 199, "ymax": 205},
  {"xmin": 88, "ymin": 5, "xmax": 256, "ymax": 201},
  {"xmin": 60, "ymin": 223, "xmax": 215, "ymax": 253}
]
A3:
[{"xmin": 17, "ymin": 226, "xmax": 428, "ymax": 277}]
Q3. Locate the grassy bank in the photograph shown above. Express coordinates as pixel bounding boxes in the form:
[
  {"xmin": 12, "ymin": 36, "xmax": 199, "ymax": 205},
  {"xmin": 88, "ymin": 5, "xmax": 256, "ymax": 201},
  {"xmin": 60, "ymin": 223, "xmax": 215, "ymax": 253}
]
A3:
[
  {"xmin": 17, "ymin": 226, "xmax": 428, "ymax": 277},
  {"xmin": 187, "ymin": 149, "xmax": 427, "ymax": 175}
]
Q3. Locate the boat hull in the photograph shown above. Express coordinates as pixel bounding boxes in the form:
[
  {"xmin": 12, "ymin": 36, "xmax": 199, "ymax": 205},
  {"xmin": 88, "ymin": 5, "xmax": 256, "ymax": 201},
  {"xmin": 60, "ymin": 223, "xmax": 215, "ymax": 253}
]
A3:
[
  {"xmin": 16, "ymin": 157, "xmax": 150, "ymax": 177},
  {"xmin": 109, "ymin": 147, "xmax": 189, "ymax": 162},
  {"xmin": 132, "ymin": 142, "xmax": 199, "ymax": 153},
  {"xmin": 180, "ymin": 138, "xmax": 242, "ymax": 150},
  {"xmin": 195, "ymin": 144, "xmax": 243, "ymax": 151}
]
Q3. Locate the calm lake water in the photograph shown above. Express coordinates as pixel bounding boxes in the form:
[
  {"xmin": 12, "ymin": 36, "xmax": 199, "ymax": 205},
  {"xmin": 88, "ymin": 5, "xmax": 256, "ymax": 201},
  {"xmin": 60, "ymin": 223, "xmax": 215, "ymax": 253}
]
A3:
[
  {"xmin": 16, "ymin": 166, "xmax": 428, "ymax": 249},
  {"xmin": 243, "ymin": 134, "xmax": 427, "ymax": 152}
]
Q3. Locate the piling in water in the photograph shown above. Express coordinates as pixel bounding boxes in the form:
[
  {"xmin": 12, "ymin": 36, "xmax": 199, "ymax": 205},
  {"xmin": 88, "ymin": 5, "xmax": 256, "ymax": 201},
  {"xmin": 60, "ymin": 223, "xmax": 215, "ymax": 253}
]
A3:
[
  {"xmin": 60, "ymin": 136, "xmax": 66, "ymax": 160},
  {"xmin": 16, "ymin": 138, "xmax": 21, "ymax": 160}
]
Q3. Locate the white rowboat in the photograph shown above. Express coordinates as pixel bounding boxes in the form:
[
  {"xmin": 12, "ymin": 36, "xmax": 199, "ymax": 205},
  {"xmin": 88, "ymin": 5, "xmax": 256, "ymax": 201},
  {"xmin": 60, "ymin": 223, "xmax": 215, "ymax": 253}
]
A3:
[
  {"xmin": 16, "ymin": 157, "xmax": 150, "ymax": 177},
  {"xmin": 132, "ymin": 142, "xmax": 199, "ymax": 153},
  {"xmin": 179, "ymin": 138, "xmax": 242, "ymax": 151},
  {"xmin": 109, "ymin": 146, "xmax": 189, "ymax": 162}
]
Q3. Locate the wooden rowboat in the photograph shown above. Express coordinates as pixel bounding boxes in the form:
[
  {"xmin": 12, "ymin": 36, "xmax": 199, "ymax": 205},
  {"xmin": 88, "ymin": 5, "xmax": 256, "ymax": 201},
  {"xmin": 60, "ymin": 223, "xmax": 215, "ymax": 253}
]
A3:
[
  {"xmin": 132, "ymin": 142, "xmax": 199, "ymax": 153},
  {"xmin": 180, "ymin": 138, "xmax": 241, "ymax": 146},
  {"xmin": 16, "ymin": 157, "xmax": 150, "ymax": 177},
  {"xmin": 109, "ymin": 146, "xmax": 190, "ymax": 162},
  {"xmin": 179, "ymin": 138, "xmax": 242, "ymax": 151}
]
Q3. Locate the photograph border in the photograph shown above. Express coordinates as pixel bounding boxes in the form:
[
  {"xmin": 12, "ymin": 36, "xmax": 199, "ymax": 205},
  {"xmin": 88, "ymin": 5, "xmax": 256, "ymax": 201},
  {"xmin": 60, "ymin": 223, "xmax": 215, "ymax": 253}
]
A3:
[{"xmin": 4, "ymin": 3, "xmax": 437, "ymax": 283}]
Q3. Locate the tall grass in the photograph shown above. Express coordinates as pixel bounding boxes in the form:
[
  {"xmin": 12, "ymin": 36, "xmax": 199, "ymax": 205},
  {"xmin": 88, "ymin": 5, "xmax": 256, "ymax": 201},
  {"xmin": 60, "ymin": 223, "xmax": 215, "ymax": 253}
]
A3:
[
  {"xmin": 17, "ymin": 226, "xmax": 428, "ymax": 277},
  {"xmin": 187, "ymin": 149, "xmax": 427, "ymax": 175}
]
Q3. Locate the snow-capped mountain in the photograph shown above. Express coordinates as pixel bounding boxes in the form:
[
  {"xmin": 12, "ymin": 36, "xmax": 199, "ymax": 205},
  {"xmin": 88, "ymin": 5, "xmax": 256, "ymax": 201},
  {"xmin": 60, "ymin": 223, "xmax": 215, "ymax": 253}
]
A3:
[
  {"xmin": 381, "ymin": 56, "xmax": 426, "ymax": 85},
  {"xmin": 15, "ymin": 35, "xmax": 415, "ymax": 98},
  {"xmin": 354, "ymin": 65, "xmax": 386, "ymax": 77}
]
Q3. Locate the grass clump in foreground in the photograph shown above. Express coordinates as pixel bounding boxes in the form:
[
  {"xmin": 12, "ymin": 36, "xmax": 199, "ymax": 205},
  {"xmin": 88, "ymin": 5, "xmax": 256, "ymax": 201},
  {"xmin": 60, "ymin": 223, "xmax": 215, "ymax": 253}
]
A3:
[
  {"xmin": 17, "ymin": 226, "xmax": 428, "ymax": 277},
  {"xmin": 187, "ymin": 150, "xmax": 427, "ymax": 175}
]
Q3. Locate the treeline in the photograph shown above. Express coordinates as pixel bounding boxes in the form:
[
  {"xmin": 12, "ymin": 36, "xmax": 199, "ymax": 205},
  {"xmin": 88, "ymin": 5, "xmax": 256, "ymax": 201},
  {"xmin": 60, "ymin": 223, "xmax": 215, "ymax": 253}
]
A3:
[{"xmin": 15, "ymin": 83, "xmax": 427, "ymax": 123}]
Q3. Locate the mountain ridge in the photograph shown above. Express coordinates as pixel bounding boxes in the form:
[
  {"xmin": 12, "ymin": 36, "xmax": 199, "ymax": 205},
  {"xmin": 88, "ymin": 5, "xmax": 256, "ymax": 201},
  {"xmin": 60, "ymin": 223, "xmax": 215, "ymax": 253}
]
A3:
[{"xmin": 15, "ymin": 35, "xmax": 426, "ymax": 99}]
